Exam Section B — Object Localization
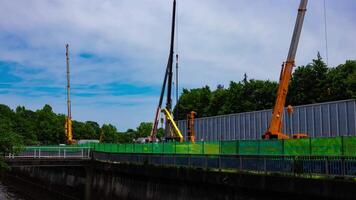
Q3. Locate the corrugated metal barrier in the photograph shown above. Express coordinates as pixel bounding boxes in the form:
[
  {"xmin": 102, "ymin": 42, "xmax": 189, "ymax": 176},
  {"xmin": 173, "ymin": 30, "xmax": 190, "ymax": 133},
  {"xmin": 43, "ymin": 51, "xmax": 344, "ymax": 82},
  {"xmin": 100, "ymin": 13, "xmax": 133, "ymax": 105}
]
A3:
[{"xmin": 177, "ymin": 99, "xmax": 356, "ymax": 141}]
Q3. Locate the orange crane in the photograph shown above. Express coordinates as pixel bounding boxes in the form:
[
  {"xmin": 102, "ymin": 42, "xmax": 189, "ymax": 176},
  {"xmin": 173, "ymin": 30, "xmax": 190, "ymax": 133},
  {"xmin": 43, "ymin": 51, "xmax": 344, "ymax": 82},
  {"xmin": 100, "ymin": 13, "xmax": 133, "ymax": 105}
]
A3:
[
  {"xmin": 263, "ymin": 0, "xmax": 308, "ymax": 140},
  {"xmin": 65, "ymin": 44, "xmax": 75, "ymax": 144},
  {"xmin": 187, "ymin": 111, "xmax": 197, "ymax": 142}
]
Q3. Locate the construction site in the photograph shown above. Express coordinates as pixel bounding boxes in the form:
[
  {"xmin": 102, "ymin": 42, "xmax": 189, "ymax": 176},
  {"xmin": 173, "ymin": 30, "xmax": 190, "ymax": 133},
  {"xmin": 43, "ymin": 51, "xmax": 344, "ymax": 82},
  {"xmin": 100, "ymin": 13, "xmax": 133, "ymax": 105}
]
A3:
[{"xmin": 1, "ymin": 0, "xmax": 356, "ymax": 200}]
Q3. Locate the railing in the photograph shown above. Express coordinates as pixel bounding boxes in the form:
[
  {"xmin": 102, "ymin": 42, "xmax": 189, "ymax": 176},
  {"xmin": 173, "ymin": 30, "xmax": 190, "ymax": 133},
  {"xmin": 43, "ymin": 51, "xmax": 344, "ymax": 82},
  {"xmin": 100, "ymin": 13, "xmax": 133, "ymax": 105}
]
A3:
[
  {"xmin": 92, "ymin": 152, "xmax": 356, "ymax": 178},
  {"xmin": 6, "ymin": 146, "xmax": 92, "ymax": 159}
]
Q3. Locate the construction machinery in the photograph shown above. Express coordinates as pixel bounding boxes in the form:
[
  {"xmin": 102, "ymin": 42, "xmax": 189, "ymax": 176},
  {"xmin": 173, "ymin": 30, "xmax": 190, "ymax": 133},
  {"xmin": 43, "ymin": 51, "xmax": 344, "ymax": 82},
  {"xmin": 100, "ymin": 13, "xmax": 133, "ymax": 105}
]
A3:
[
  {"xmin": 187, "ymin": 111, "xmax": 197, "ymax": 142},
  {"xmin": 263, "ymin": 0, "xmax": 309, "ymax": 140},
  {"xmin": 150, "ymin": 0, "xmax": 183, "ymax": 142},
  {"xmin": 65, "ymin": 44, "xmax": 75, "ymax": 144}
]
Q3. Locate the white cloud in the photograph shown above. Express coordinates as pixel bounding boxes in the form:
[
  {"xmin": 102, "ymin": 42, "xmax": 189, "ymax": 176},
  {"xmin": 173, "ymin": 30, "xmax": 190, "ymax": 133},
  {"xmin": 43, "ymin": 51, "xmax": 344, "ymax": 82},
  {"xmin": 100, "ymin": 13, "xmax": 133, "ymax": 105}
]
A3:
[{"xmin": 0, "ymin": 0, "xmax": 355, "ymax": 130}]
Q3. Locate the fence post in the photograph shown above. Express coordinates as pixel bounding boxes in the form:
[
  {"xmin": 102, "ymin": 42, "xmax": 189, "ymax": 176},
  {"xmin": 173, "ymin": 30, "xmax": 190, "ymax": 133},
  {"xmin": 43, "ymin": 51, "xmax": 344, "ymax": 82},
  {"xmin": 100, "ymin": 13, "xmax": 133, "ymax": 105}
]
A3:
[
  {"xmin": 34, "ymin": 149, "xmax": 36, "ymax": 158},
  {"xmin": 81, "ymin": 148, "xmax": 84, "ymax": 158},
  {"xmin": 38, "ymin": 149, "xmax": 41, "ymax": 158},
  {"xmin": 325, "ymin": 156, "xmax": 329, "ymax": 175},
  {"xmin": 64, "ymin": 149, "xmax": 66, "ymax": 158},
  {"xmin": 264, "ymin": 157, "xmax": 267, "ymax": 174}
]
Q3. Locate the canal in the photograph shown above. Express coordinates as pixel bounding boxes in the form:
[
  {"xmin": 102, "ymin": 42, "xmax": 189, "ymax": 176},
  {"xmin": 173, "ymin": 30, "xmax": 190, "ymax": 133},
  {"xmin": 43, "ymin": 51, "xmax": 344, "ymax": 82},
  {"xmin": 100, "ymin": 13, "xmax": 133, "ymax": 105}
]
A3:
[{"xmin": 0, "ymin": 181, "xmax": 30, "ymax": 200}]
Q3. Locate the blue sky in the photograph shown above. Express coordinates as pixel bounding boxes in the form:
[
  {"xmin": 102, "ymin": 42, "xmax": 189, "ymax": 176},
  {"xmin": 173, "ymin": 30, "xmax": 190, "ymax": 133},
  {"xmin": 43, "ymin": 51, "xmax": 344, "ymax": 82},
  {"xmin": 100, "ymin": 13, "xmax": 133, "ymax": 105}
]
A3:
[{"xmin": 0, "ymin": 0, "xmax": 355, "ymax": 131}]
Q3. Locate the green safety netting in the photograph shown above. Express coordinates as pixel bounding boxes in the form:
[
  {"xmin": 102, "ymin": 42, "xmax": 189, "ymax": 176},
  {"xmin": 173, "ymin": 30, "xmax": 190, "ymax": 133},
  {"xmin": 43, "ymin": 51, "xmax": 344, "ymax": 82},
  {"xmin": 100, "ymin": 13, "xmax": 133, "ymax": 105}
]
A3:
[
  {"xmin": 311, "ymin": 137, "xmax": 342, "ymax": 156},
  {"xmin": 284, "ymin": 138, "xmax": 310, "ymax": 155},
  {"xmin": 341, "ymin": 136, "xmax": 356, "ymax": 156},
  {"xmin": 259, "ymin": 140, "xmax": 284, "ymax": 155},
  {"xmin": 134, "ymin": 144, "xmax": 143, "ymax": 153},
  {"xmin": 204, "ymin": 141, "xmax": 220, "ymax": 154},
  {"xmin": 239, "ymin": 140, "xmax": 259, "ymax": 155},
  {"xmin": 189, "ymin": 142, "xmax": 204, "ymax": 154},
  {"xmin": 25, "ymin": 136, "xmax": 356, "ymax": 157},
  {"xmin": 163, "ymin": 142, "xmax": 176, "ymax": 154},
  {"xmin": 142, "ymin": 143, "xmax": 153, "ymax": 153},
  {"xmin": 152, "ymin": 143, "xmax": 163, "ymax": 153},
  {"xmin": 175, "ymin": 142, "xmax": 189, "ymax": 154},
  {"xmin": 118, "ymin": 144, "xmax": 125, "ymax": 153},
  {"xmin": 125, "ymin": 144, "xmax": 134, "ymax": 153},
  {"xmin": 220, "ymin": 141, "xmax": 238, "ymax": 155}
]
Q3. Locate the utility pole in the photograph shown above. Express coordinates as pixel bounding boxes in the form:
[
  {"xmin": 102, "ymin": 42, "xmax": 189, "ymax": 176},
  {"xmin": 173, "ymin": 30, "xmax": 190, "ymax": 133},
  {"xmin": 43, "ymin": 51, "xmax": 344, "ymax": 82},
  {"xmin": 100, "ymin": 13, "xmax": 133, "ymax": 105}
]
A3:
[{"xmin": 65, "ymin": 44, "xmax": 73, "ymax": 143}]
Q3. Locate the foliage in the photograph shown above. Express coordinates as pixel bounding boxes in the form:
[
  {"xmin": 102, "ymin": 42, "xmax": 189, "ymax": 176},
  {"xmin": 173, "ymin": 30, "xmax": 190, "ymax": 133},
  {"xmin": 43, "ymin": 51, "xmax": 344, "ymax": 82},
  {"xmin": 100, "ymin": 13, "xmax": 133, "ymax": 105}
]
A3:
[{"xmin": 174, "ymin": 55, "xmax": 356, "ymax": 120}]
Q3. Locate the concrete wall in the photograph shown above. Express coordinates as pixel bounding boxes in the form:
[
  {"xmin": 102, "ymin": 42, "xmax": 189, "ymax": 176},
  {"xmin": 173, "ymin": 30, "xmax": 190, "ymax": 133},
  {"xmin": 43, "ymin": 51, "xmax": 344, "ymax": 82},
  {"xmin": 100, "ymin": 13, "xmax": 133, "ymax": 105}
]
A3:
[{"xmin": 3, "ymin": 159, "xmax": 356, "ymax": 200}]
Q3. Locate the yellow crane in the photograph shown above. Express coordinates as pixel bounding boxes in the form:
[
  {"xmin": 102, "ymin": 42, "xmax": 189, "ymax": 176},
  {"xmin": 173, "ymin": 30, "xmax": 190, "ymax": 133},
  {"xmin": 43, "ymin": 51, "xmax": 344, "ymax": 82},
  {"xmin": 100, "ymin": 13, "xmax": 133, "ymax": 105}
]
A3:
[{"xmin": 65, "ymin": 44, "xmax": 75, "ymax": 144}]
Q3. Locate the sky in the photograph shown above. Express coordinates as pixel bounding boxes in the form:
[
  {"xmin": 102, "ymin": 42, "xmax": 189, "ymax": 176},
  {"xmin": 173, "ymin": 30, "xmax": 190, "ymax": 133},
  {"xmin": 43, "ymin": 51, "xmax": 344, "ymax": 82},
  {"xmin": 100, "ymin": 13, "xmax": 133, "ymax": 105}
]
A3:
[{"xmin": 0, "ymin": 0, "xmax": 355, "ymax": 131}]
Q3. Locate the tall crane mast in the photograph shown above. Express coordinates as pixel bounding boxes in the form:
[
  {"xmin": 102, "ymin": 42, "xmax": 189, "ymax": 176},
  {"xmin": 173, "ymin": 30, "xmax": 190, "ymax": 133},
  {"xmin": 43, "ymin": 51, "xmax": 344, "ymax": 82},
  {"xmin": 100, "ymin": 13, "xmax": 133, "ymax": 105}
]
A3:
[
  {"xmin": 263, "ymin": 0, "xmax": 308, "ymax": 140},
  {"xmin": 65, "ymin": 44, "xmax": 74, "ymax": 144},
  {"xmin": 150, "ymin": 0, "xmax": 178, "ymax": 142}
]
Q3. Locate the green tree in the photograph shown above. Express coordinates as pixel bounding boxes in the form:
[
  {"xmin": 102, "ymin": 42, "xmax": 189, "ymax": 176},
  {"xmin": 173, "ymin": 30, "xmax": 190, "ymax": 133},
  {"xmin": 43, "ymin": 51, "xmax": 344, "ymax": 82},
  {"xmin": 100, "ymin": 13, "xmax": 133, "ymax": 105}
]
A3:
[
  {"xmin": 288, "ymin": 53, "xmax": 328, "ymax": 105},
  {"xmin": 101, "ymin": 124, "xmax": 119, "ymax": 143},
  {"xmin": 136, "ymin": 122, "xmax": 152, "ymax": 138},
  {"xmin": 174, "ymin": 86, "xmax": 212, "ymax": 120}
]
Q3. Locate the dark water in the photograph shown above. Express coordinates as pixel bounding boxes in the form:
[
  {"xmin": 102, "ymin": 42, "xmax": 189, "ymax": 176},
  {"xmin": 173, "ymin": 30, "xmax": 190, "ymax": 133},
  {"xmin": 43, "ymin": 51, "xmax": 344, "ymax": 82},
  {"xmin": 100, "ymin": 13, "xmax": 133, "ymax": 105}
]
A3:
[{"xmin": 0, "ymin": 182, "xmax": 30, "ymax": 200}]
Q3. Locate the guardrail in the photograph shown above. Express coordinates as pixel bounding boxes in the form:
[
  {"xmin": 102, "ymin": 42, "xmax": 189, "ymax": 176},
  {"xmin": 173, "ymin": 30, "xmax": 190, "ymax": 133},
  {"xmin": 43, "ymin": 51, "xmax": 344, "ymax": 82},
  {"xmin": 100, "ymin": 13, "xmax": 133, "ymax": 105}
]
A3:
[
  {"xmin": 93, "ymin": 152, "xmax": 356, "ymax": 178},
  {"xmin": 6, "ymin": 146, "xmax": 91, "ymax": 159}
]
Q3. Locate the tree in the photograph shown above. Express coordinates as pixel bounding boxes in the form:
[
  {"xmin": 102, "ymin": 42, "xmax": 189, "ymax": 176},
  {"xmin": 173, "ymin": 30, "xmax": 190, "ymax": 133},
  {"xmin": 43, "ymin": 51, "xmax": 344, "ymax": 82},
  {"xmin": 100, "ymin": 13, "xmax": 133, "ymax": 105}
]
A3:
[
  {"xmin": 173, "ymin": 86, "xmax": 212, "ymax": 120},
  {"xmin": 288, "ymin": 53, "xmax": 328, "ymax": 105},
  {"xmin": 136, "ymin": 122, "xmax": 152, "ymax": 138},
  {"xmin": 101, "ymin": 124, "xmax": 119, "ymax": 143}
]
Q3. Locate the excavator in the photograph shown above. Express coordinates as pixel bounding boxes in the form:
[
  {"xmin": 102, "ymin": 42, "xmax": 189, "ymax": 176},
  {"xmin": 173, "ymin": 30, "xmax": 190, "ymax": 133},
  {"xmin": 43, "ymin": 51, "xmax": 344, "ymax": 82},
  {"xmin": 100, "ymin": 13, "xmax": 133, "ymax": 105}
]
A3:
[
  {"xmin": 149, "ymin": 0, "xmax": 183, "ymax": 142},
  {"xmin": 263, "ymin": 0, "xmax": 308, "ymax": 140}
]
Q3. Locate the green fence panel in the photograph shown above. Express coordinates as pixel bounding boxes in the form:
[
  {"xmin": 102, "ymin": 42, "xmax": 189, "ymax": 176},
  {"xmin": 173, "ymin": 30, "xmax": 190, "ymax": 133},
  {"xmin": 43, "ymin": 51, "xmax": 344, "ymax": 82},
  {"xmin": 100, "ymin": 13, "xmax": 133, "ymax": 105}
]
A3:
[
  {"xmin": 175, "ymin": 142, "xmax": 189, "ymax": 154},
  {"xmin": 342, "ymin": 136, "xmax": 356, "ymax": 156},
  {"xmin": 117, "ymin": 144, "xmax": 125, "ymax": 153},
  {"xmin": 239, "ymin": 140, "xmax": 259, "ymax": 155},
  {"xmin": 221, "ymin": 141, "xmax": 238, "ymax": 155},
  {"xmin": 163, "ymin": 142, "xmax": 176, "ymax": 154},
  {"xmin": 311, "ymin": 137, "xmax": 342, "ymax": 156},
  {"xmin": 142, "ymin": 143, "xmax": 153, "ymax": 153},
  {"xmin": 284, "ymin": 138, "xmax": 310, "ymax": 155},
  {"xmin": 260, "ymin": 140, "xmax": 284, "ymax": 155},
  {"xmin": 125, "ymin": 143, "xmax": 134, "ymax": 153},
  {"xmin": 189, "ymin": 142, "xmax": 204, "ymax": 154},
  {"xmin": 152, "ymin": 143, "xmax": 163, "ymax": 154},
  {"xmin": 204, "ymin": 142, "xmax": 220, "ymax": 155},
  {"xmin": 134, "ymin": 144, "xmax": 143, "ymax": 153}
]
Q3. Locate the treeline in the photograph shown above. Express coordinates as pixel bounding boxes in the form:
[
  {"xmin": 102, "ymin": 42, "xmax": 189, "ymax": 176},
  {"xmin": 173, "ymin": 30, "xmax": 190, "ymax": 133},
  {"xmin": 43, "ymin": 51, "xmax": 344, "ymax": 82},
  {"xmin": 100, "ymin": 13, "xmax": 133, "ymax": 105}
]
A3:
[
  {"xmin": 1, "ymin": 54, "xmax": 355, "ymax": 150},
  {"xmin": 0, "ymin": 104, "xmax": 161, "ymax": 148},
  {"xmin": 174, "ymin": 54, "xmax": 356, "ymax": 120}
]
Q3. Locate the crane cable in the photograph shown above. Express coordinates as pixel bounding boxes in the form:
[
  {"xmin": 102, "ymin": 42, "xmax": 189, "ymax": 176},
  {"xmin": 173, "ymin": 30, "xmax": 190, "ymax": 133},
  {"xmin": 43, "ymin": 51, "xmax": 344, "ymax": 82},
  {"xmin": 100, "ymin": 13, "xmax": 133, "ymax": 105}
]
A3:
[
  {"xmin": 323, "ymin": 0, "xmax": 329, "ymax": 66},
  {"xmin": 174, "ymin": 1, "xmax": 179, "ymax": 119}
]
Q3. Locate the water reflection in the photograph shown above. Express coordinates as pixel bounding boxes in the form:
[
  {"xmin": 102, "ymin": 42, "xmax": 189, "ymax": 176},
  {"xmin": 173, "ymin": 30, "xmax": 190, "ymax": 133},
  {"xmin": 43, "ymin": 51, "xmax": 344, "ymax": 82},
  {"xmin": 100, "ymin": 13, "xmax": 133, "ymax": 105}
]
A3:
[{"xmin": 0, "ymin": 182, "xmax": 29, "ymax": 200}]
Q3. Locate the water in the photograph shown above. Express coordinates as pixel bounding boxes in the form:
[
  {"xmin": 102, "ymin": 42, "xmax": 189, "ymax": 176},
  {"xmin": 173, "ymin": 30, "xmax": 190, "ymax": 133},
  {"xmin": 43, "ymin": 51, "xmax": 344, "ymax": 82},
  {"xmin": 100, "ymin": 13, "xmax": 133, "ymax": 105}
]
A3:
[{"xmin": 0, "ymin": 182, "xmax": 30, "ymax": 200}]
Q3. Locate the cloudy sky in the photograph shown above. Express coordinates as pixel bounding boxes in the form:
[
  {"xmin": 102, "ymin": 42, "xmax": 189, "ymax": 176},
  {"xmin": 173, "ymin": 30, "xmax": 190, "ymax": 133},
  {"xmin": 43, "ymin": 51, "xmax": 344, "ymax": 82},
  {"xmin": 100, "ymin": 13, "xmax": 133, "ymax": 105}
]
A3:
[{"xmin": 0, "ymin": 0, "xmax": 355, "ymax": 131}]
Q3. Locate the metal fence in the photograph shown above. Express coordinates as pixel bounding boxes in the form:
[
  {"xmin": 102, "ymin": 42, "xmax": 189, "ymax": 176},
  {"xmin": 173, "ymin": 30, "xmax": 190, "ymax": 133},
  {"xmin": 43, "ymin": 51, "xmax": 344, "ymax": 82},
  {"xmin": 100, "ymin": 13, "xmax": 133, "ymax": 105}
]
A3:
[
  {"xmin": 92, "ymin": 152, "xmax": 356, "ymax": 178},
  {"xmin": 6, "ymin": 146, "xmax": 91, "ymax": 159},
  {"xmin": 177, "ymin": 99, "xmax": 356, "ymax": 141}
]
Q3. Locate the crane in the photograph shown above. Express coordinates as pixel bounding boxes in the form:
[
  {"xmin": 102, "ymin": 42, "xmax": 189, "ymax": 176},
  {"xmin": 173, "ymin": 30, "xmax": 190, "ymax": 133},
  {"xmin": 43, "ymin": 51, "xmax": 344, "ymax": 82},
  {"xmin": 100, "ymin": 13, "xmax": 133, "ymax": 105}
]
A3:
[
  {"xmin": 150, "ymin": 0, "xmax": 182, "ymax": 142},
  {"xmin": 65, "ymin": 44, "xmax": 75, "ymax": 144},
  {"xmin": 263, "ymin": 0, "xmax": 308, "ymax": 140},
  {"xmin": 187, "ymin": 111, "xmax": 197, "ymax": 142}
]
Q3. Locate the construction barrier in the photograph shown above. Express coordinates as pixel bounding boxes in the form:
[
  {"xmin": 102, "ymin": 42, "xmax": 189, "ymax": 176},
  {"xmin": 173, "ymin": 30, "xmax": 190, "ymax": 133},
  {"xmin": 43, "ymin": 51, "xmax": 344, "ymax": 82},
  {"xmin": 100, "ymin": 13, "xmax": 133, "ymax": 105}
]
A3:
[{"xmin": 26, "ymin": 136, "xmax": 355, "ymax": 157}]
